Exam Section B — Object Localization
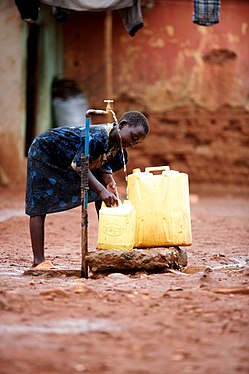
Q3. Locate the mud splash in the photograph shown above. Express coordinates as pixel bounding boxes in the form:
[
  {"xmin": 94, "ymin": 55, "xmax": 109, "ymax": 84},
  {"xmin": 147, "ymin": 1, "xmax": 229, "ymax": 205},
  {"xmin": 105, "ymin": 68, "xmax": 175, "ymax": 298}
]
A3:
[{"xmin": 0, "ymin": 318, "xmax": 122, "ymax": 335}]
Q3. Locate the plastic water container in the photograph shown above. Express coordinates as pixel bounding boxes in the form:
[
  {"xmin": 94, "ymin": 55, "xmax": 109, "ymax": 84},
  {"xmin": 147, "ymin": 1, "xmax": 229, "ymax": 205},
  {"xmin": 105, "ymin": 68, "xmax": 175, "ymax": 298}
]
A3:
[
  {"xmin": 97, "ymin": 200, "xmax": 136, "ymax": 250},
  {"xmin": 127, "ymin": 166, "xmax": 192, "ymax": 248}
]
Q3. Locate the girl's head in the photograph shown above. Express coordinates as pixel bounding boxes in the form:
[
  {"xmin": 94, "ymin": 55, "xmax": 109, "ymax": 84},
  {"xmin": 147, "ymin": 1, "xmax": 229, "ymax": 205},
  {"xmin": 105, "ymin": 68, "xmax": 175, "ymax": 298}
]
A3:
[{"xmin": 117, "ymin": 111, "xmax": 150, "ymax": 149}]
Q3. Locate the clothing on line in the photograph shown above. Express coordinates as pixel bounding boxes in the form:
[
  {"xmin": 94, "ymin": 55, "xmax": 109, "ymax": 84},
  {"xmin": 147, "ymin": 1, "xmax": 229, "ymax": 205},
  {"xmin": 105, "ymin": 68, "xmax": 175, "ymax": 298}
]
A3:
[
  {"xmin": 15, "ymin": 0, "xmax": 144, "ymax": 37},
  {"xmin": 193, "ymin": 0, "xmax": 221, "ymax": 26}
]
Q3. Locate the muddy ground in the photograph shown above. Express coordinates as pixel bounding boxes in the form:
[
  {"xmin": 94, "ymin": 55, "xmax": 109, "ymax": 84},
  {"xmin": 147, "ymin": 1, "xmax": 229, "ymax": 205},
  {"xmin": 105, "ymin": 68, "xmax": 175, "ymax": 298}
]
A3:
[{"xmin": 0, "ymin": 184, "xmax": 249, "ymax": 374}]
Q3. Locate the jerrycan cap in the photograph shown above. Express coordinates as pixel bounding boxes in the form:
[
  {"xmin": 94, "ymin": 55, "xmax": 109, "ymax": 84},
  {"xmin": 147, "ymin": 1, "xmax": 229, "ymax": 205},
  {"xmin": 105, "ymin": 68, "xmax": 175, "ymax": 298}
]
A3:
[
  {"xmin": 132, "ymin": 168, "xmax": 141, "ymax": 173},
  {"xmin": 145, "ymin": 166, "xmax": 170, "ymax": 174}
]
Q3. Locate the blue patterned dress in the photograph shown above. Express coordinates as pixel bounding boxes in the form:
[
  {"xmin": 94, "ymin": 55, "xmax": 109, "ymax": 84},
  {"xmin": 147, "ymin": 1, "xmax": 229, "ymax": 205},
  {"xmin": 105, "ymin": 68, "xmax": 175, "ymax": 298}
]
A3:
[{"xmin": 25, "ymin": 124, "xmax": 127, "ymax": 216}]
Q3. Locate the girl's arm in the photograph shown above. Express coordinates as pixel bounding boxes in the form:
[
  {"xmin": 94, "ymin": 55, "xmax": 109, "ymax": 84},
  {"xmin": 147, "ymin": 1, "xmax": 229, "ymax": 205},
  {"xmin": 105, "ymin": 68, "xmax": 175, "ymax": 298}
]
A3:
[
  {"xmin": 88, "ymin": 170, "xmax": 118, "ymax": 207},
  {"xmin": 94, "ymin": 170, "xmax": 119, "ymax": 198}
]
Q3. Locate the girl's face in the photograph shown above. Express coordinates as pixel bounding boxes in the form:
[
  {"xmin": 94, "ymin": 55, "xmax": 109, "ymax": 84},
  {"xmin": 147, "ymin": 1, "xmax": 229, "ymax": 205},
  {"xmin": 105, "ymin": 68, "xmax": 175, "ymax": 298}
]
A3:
[{"xmin": 118, "ymin": 123, "xmax": 146, "ymax": 149}]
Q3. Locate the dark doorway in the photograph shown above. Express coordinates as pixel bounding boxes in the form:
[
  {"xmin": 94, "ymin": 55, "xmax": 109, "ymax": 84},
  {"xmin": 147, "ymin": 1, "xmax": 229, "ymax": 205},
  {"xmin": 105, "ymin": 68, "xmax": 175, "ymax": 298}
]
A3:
[{"xmin": 25, "ymin": 23, "xmax": 40, "ymax": 156}]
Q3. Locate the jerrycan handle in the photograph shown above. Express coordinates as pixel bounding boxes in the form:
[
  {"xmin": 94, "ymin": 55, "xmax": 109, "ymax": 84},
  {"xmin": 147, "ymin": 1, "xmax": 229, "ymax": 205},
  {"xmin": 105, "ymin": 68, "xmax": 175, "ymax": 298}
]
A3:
[{"xmin": 145, "ymin": 166, "xmax": 170, "ymax": 174}]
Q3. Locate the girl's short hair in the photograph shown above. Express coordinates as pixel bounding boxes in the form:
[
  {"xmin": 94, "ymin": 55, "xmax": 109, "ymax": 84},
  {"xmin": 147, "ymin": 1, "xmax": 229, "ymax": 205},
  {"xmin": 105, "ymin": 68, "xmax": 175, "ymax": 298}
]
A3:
[{"xmin": 119, "ymin": 111, "xmax": 150, "ymax": 134}]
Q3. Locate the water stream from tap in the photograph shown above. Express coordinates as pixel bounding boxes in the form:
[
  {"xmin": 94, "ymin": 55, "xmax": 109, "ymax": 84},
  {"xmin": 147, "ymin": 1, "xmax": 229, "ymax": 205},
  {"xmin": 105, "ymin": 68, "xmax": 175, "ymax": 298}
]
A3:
[{"xmin": 109, "ymin": 109, "xmax": 128, "ymax": 199}]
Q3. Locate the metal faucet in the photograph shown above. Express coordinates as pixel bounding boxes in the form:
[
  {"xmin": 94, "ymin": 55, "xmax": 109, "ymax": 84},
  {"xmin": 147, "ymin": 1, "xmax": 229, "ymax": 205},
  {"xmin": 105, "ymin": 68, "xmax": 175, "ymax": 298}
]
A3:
[
  {"xmin": 104, "ymin": 99, "xmax": 114, "ymax": 111},
  {"xmin": 86, "ymin": 99, "xmax": 117, "ymax": 123},
  {"xmin": 86, "ymin": 99, "xmax": 117, "ymax": 121}
]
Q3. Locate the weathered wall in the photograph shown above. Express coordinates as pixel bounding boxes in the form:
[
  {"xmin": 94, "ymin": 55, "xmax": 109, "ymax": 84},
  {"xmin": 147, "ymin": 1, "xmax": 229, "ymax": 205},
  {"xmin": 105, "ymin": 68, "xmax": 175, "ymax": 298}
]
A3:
[
  {"xmin": 0, "ymin": 1, "xmax": 26, "ymax": 185},
  {"xmin": 64, "ymin": 0, "xmax": 249, "ymax": 187},
  {"xmin": 0, "ymin": 1, "xmax": 248, "ymax": 187},
  {"xmin": 113, "ymin": 1, "xmax": 249, "ymax": 112},
  {"xmin": 64, "ymin": 0, "xmax": 249, "ymax": 111}
]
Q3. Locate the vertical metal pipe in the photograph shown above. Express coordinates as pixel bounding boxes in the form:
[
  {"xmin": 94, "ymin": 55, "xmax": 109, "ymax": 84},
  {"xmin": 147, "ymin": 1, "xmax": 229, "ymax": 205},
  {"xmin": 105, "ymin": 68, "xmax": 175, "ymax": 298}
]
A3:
[
  {"xmin": 80, "ymin": 107, "xmax": 114, "ymax": 278},
  {"xmin": 81, "ymin": 116, "xmax": 91, "ymax": 278}
]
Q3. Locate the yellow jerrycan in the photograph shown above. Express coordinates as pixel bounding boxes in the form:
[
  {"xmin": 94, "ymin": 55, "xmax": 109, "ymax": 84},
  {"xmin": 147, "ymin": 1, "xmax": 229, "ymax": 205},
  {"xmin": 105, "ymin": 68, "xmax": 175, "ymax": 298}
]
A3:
[
  {"xmin": 97, "ymin": 200, "xmax": 136, "ymax": 250},
  {"xmin": 127, "ymin": 166, "xmax": 192, "ymax": 248}
]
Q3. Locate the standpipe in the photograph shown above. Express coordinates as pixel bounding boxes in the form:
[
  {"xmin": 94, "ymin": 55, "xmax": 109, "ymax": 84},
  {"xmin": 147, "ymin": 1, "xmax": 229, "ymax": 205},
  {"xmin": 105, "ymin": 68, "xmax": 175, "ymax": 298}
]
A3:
[{"xmin": 81, "ymin": 100, "xmax": 116, "ymax": 278}]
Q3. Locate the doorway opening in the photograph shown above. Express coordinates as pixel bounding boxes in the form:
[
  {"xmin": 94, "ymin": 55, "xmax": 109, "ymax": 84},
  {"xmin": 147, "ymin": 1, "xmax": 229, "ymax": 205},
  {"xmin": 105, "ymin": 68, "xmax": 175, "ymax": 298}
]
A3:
[{"xmin": 25, "ymin": 23, "xmax": 40, "ymax": 156}]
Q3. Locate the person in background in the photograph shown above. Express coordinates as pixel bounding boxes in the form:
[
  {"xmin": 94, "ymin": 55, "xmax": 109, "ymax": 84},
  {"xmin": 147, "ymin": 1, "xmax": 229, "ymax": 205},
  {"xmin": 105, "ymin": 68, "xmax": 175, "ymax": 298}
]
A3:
[{"xmin": 52, "ymin": 78, "xmax": 89, "ymax": 127}]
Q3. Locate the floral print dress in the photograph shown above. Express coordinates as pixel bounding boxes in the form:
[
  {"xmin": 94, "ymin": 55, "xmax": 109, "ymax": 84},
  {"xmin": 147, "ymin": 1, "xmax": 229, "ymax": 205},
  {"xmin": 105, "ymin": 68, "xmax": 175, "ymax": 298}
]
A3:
[{"xmin": 25, "ymin": 124, "xmax": 127, "ymax": 216}]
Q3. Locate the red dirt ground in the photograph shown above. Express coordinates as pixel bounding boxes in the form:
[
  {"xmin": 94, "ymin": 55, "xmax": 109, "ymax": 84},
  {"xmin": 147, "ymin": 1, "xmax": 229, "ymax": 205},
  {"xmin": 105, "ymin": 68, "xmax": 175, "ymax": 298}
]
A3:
[{"xmin": 0, "ymin": 184, "xmax": 249, "ymax": 374}]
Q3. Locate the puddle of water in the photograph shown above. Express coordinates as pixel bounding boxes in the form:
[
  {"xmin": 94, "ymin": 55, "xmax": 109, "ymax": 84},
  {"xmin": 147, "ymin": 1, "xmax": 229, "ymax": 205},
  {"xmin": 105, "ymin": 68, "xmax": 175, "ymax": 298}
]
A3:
[
  {"xmin": 0, "ymin": 270, "xmax": 24, "ymax": 277},
  {"xmin": 183, "ymin": 257, "xmax": 249, "ymax": 274},
  {"xmin": 0, "ymin": 209, "xmax": 25, "ymax": 222},
  {"xmin": 0, "ymin": 318, "xmax": 121, "ymax": 335}
]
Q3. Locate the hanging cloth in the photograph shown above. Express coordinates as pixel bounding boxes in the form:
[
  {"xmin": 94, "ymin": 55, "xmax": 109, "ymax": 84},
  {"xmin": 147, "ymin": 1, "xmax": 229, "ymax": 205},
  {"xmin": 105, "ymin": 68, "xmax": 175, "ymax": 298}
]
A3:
[
  {"xmin": 42, "ymin": 0, "xmax": 144, "ymax": 36},
  {"xmin": 42, "ymin": 0, "xmax": 143, "ymax": 36},
  {"xmin": 15, "ymin": 0, "xmax": 144, "ymax": 37},
  {"xmin": 15, "ymin": 0, "xmax": 40, "ymax": 22},
  {"xmin": 193, "ymin": 0, "xmax": 221, "ymax": 26},
  {"xmin": 119, "ymin": 0, "xmax": 143, "ymax": 37},
  {"xmin": 41, "ymin": 0, "xmax": 134, "ymax": 11}
]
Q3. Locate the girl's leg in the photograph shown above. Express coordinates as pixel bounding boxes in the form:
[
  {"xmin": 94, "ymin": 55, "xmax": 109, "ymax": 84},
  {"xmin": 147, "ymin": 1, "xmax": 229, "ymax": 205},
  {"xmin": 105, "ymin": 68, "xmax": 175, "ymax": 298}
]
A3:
[
  {"xmin": 94, "ymin": 200, "xmax": 102, "ymax": 218},
  {"xmin": 29, "ymin": 215, "xmax": 46, "ymax": 266},
  {"xmin": 93, "ymin": 172, "xmax": 106, "ymax": 219}
]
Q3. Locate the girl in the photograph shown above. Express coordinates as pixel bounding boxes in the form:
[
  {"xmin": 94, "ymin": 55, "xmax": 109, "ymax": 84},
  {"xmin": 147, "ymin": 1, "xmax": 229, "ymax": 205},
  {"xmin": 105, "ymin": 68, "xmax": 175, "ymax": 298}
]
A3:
[{"xmin": 25, "ymin": 111, "xmax": 150, "ymax": 268}]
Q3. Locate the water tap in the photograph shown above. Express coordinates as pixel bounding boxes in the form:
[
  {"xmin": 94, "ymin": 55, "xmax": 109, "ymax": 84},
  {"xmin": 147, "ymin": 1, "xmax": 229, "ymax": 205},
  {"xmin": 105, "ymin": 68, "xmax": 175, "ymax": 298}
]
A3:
[
  {"xmin": 104, "ymin": 99, "xmax": 118, "ymax": 123},
  {"xmin": 104, "ymin": 99, "xmax": 114, "ymax": 112}
]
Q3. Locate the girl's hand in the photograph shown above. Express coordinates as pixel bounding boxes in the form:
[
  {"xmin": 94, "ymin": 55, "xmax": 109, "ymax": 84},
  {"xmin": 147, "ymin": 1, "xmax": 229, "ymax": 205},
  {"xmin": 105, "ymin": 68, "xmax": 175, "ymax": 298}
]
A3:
[
  {"xmin": 99, "ymin": 188, "xmax": 119, "ymax": 207},
  {"xmin": 88, "ymin": 170, "xmax": 119, "ymax": 206}
]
